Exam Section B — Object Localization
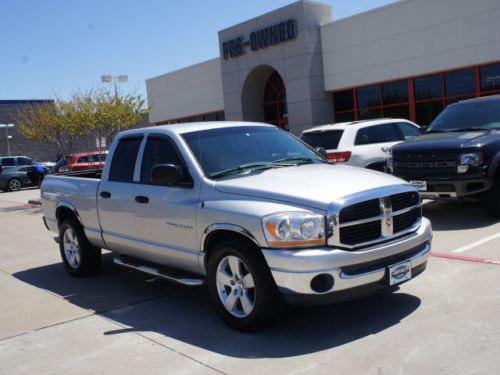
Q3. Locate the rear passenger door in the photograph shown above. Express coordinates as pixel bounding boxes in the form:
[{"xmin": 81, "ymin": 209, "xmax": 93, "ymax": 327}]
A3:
[
  {"xmin": 353, "ymin": 123, "xmax": 401, "ymax": 167},
  {"xmin": 98, "ymin": 135, "xmax": 143, "ymax": 253},
  {"xmin": 131, "ymin": 134, "xmax": 200, "ymax": 270}
]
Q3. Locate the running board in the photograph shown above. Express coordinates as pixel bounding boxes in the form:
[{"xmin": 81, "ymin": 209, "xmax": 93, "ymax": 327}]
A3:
[{"xmin": 113, "ymin": 256, "xmax": 205, "ymax": 286}]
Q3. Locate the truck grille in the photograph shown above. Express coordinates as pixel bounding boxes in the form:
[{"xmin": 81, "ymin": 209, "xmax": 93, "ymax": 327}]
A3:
[
  {"xmin": 335, "ymin": 191, "xmax": 421, "ymax": 248},
  {"xmin": 393, "ymin": 152, "xmax": 457, "ymax": 179}
]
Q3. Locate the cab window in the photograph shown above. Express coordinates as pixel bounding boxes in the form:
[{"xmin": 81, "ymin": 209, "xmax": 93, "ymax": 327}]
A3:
[
  {"xmin": 140, "ymin": 136, "xmax": 190, "ymax": 185},
  {"xmin": 108, "ymin": 137, "xmax": 143, "ymax": 182}
]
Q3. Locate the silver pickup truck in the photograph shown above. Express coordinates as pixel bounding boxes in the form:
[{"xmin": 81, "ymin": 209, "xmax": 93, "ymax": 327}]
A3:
[{"xmin": 41, "ymin": 122, "xmax": 432, "ymax": 330}]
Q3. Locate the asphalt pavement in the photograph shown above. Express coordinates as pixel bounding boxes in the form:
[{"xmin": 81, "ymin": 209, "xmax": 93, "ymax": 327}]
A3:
[{"xmin": 0, "ymin": 188, "xmax": 499, "ymax": 374}]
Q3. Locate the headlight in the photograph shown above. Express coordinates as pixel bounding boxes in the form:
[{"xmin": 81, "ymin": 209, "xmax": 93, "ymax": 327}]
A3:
[
  {"xmin": 458, "ymin": 152, "xmax": 484, "ymax": 173},
  {"xmin": 262, "ymin": 212, "xmax": 326, "ymax": 248},
  {"xmin": 386, "ymin": 149, "xmax": 394, "ymax": 173}
]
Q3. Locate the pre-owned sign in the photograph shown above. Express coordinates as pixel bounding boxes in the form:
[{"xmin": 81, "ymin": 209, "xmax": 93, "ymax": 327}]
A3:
[{"xmin": 222, "ymin": 19, "xmax": 297, "ymax": 60}]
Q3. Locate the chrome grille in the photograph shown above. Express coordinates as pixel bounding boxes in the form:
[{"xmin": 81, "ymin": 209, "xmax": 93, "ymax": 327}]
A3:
[{"xmin": 329, "ymin": 189, "xmax": 422, "ymax": 249}]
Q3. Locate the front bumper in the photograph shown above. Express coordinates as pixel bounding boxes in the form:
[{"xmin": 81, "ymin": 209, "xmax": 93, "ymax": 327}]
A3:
[
  {"xmin": 415, "ymin": 177, "xmax": 493, "ymax": 199},
  {"xmin": 262, "ymin": 217, "xmax": 432, "ymax": 305}
]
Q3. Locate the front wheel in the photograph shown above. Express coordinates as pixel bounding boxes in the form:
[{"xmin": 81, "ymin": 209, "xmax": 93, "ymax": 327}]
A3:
[
  {"xmin": 7, "ymin": 178, "xmax": 22, "ymax": 192},
  {"xmin": 59, "ymin": 219, "xmax": 101, "ymax": 276},
  {"xmin": 207, "ymin": 240, "xmax": 281, "ymax": 331}
]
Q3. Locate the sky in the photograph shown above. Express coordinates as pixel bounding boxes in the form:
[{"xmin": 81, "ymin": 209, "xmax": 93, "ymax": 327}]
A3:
[{"xmin": 0, "ymin": 0, "xmax": 397, "ymax": 100}]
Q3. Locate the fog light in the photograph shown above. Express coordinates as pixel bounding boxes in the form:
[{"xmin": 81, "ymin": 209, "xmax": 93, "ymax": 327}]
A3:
[
  {"xmin": 310, "ymin": 273, "xmax": 334, "ymax": 293},
  {"xmin": 457, "ymin": 165, "xmax": 469, "ymax": 173}
]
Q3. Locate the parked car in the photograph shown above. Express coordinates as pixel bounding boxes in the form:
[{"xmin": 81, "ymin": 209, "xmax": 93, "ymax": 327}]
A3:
[
  {"xmin": 41, "ymin": 122, "xmax": 432, "ymax": 330},
  {"xmin": 0, "ymin": 165, "xmax": 45, "ymax": 191},
  {"xmin": 38, "ymin": 161, "xmax": 57, "ymax": 174},
  {"xmin": 0, "ymin": 156, "xmax": 37, "ymax": 172},
  {"xmin": 389, "ymin": 95, "xmax": 500, "ymax": 217},
  {"xmin": 300, "ymin": 119, "xmax": 420, "ymax": 171},
  {"xmin": 58, "ymin": 151, "xmax": 107, "ymax": 173}
]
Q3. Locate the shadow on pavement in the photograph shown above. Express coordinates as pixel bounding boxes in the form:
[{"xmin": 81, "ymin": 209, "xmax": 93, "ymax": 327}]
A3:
[
  {"xmin": 13, "ymin": 253, "xmax": 421, "ymax": 358},
  {"xmin": 422, "ymin": 199, "xmax": 498, "ymax": 231}
]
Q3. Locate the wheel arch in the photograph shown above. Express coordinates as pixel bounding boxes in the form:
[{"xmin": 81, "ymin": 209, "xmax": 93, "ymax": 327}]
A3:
[
  {"xmin": 56, "ymin": 202, "xmax": 83, "ymax": 228},
  {"xmin": 202, "ymin": 224, "xmax": 263, "ymax": 267}
]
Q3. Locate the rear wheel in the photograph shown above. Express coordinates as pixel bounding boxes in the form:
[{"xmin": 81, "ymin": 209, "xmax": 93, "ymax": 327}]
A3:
[
  {"xmin": 485, "ymin": 174, "xmax": 500, "ymax": 218},
  {"xmin": 59, "ymin": 219, "xmax": 101, "ymax": 276},
  {"xmin": 7, "ymin": 178, "xmax": 22, "ymax": 192}
]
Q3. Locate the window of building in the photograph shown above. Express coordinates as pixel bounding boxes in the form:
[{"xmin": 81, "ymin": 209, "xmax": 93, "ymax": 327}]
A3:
[
  {"xmin": 444, "ymin": 69, "xmax": 475, "ymax": 98},
  {"xmin": 263, "ymin": 71, "xmax": 288, "ymax": 129},
  {"xmin": 414, "ymin": 74, "xmax": 442, "ymax": 100},
  {"xmin": 480, "ymin": 63, "xmax": 500, "ymax": 93},
  {"xmin": 108, "ymin": 137, "xmax": 142, "ymax": 183},
  {"xmin": 160, "ymin": 111, "xmax": 225, "ymax": 125}
]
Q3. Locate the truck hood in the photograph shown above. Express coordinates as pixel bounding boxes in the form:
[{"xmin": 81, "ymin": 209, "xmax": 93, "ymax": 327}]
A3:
[
  {"xmin": 393, "ymin": 131, "xmax": 500, "ymax": 152},
  {"xmin": 214, "ymin": 163, "xmax": 408, "ymax": 210}
]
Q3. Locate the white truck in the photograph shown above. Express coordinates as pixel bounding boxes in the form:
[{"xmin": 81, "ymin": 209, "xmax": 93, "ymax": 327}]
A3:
[{"xmin": 41, "ymin": 122, "xmax": 432, "ymax": 330}]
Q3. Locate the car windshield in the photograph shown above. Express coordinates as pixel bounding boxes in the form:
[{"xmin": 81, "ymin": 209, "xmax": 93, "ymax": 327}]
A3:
[
  {"xmin": 427, "ymin": 100, "xmax": 500, "ymax": 132},
  {"xmin": 181, "ymin": 125, "xmax": 325, "ymax": 179},
  {"xmin": 300, "ymin": 130, "xmax": 343, "ymax": 150}
]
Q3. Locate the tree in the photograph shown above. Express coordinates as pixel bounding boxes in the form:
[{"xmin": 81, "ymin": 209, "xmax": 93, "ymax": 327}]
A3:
[{"xmin": 15, "ymin": 89, "xmax": 148, "ymax": 155}]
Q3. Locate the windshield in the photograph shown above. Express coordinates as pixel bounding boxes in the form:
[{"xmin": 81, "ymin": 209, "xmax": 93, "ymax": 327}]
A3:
[
  {"xmin": 427, "ymin": 100, "xmax": 500, "ymax": 132},
  {"xmin": 181, "ymin": 126, "xmax": 325, "ymax": 179},
  {"xmin": 300, "ymin": 130, "xmax": 343, "ymax": 150}
]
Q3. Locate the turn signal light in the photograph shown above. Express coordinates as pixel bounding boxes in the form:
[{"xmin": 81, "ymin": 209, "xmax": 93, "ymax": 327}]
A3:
[{"xmin": 327, "ymin": 151, "xmax": 351, "ymax": 163}]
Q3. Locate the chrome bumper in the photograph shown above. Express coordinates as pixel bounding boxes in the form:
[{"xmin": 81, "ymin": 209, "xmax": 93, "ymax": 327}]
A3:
[{"xmin": 262, "ymin": 217, "xmax": 432, "ymax": 301}]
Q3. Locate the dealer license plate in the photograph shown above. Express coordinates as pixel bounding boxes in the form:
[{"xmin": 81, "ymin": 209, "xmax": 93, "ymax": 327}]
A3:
[
  {"xmin": 409, "ymin": 180, "xmax": 427, "ymax": 191},
  {"xmin": 388, "ymin": 260, "xmax": 412, "ymax": 286}
]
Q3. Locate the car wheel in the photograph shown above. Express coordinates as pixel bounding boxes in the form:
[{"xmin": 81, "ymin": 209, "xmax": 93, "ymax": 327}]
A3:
[
  {"xmin": 485, "ymin": 173, "xmax": 500, "ymax": 218},
  {"xmin": 59, "ymin": 219, "xmax": 101, "ymax": 276},
  {"xmin": 207, "ymin": 240, "xmax": 281, "ymax": 331},
  {"xmin": 7, "ymin": 178, "xmax": 22, "ymax": 192}
]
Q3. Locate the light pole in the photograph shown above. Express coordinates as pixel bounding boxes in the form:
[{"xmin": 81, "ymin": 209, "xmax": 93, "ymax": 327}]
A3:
[
  {"xmin": 101, "ymin": 74, "xmax": 128, "ymax": 97},
  {"xmin": 0, "ymin": 123, "xmax": 15, "ymax": 156}
]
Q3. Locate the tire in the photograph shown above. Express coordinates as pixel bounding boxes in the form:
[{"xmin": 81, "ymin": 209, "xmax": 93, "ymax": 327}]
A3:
[
  {"xmin": 59, "ymin": 219, "xmax": 101, "ymax": 276},
  {"xmin": 207, "ymin": 240, "xmax": 282, "ymax": 331},
  {"xmin": 485, "ymin": 174, "xmax": 500, "ymax": 218},
  {"xmin": 7, "ymin": 178, "xmax": 22, "ymax": 192}
]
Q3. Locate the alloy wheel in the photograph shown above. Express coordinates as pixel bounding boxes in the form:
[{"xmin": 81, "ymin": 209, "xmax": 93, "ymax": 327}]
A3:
[{"xmin": 63, "ymin": 227, "xmax": 81, "ymax": 269}]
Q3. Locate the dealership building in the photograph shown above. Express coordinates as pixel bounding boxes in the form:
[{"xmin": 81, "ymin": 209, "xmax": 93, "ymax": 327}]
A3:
[{"xmin": 146, "ymin": 0, "xmax": 500, "ymax": 134}]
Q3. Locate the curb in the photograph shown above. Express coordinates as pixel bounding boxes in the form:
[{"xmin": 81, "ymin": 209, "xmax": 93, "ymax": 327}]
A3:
[{"xmin": 28, "ymin": 199, "xmax": 42, "ymax": 206}]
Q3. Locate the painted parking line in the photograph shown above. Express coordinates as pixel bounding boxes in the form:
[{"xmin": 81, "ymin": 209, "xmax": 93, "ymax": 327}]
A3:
[
  {"xmin": 451, "ymin": 232, "xmax": 500, "ymax": 253},
  {"xmin": 0, "ymin": 200, "xmax": 38, "ymax": 207},
  {"xmin": 432, "ymin": 252, "xmax": 500, "ymax": 266}
]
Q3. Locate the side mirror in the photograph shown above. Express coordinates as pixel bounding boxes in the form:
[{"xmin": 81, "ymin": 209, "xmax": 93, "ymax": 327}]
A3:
[
  {"xmin": 315, "ymin": 147, "xmax": 328, "ymax": 159},
  {"xmin": 151, "ymin": 164, "xmax": 184, "ymax": 186}
]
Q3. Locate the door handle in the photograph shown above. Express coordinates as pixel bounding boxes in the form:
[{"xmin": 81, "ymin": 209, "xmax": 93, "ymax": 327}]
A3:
[
  {"xmin": 100, "ymin": 191, "xmax": 111, "ymax": 199},
  {"xmin": 135, "ymin": 195, "xmax": 149, "ymax": 204}
]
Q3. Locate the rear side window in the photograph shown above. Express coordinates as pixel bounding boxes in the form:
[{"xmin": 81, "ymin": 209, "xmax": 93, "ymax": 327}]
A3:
[
  {"xmin": 355, "ymin": 124, "xmax": 400, "ymax": 145},
  {"xmin": 109, "ymin": 137, "xmax": 142, "ymax": 182},
  {"xmin": 300, "ymin": 130, "xmax": 344, "ymax": 150},
  {"xmin": 397, "ymin": 122, "xmax": 420, "ymax": 139},
  {"xmin": 140, "ymin": 136, "xmax": 184, "ymax": 184},
  {"xmin": 17, "ymin": 157, "xmax": 33, "ymax": 165},
  {"xmin": 1, "ymin": 158, "xmax": 15, "ymax": 166},
  {"xmin": 76, "ymin": 156, "xmax": 89, "ymax": 163}
]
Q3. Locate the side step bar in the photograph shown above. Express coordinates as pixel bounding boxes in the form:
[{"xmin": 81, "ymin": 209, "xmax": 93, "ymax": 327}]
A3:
[{"xmin": 113, "ymin": 256, "xmax": 205, "ymax": 286}]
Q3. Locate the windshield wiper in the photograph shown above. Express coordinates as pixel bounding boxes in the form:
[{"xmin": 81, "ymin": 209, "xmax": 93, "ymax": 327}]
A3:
[
  {"xmin": 210, "ymin": 162, "xmax": 275, "ymax": 179},
  {"xmin": 425, "ymin": 129, "xmax": 447, "ymax": 134},
  {"xmin": 273, "ymin": 157, "xmax": 327, "ymax": 165}
]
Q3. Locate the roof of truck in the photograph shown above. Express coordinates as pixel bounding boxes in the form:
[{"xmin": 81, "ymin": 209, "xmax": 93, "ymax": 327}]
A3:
[{"xmin": 121, "ymin": 121, "xmax": 274, "ymax": 136}]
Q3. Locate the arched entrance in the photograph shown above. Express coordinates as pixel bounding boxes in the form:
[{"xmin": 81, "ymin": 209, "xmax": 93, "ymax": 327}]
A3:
[
  {"xmin": 241, "ymin": 66, "xmax": 288, "ymax": 130},
  {"xmin": 263, "ymin": 71, "xmax": 288, "ymax": 130}
]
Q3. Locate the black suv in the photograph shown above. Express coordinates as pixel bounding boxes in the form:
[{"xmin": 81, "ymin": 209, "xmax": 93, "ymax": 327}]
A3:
[{"xmin": 389, "ymin": 95, "xmax": 500, "ymax": 217}]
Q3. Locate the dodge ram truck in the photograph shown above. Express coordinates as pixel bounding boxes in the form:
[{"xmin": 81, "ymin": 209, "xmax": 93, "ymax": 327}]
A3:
[
  {"xmin": 41, "ymin": 122, "xmax": 432, "ymax": 330},
  {"xmin": 389, "ymin": 95, "xmax": 500, "ymax": 217}
]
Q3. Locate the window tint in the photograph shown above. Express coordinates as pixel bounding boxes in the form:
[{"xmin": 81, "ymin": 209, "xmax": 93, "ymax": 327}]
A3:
[
  {"xmin": 383, "ymin": 105, "xmax": 410, "ymax": 120},
  {"xmin": 355, "ymin": 124, "xmax": 400, "ymax": 145},
  {"xmin": 140, "ymin": 136, "xmax": 184, "ymax": 184},
  {"xmin": 414, "ymin": 75, "xmax": 442, "ymax": 100},
  {"xmin": 397, "ymin": 122, "xmax": 420, "ymax": 139},
  {"xmin": 108, "ymin": 137, "xmax": 142, "ymax": 182},
  {"xmin": 428, "ymin": 100, "xmax": 500, "ymax": 131},
  {"xmin": 76, "ymin": 156, "xmax": 89, "ymax": 163},
  {"xmin": 17, "ymin": 157, "xmax": 33, "ymax": 165},
  {"xmin": 480, "ymin": 63, "xmax": 500, "ymax": 92},
  {"xmin": 358, "ymin": 108, "xmax": 381, "ymax": 120},
  {"xmin": 1, "ymin": 158, "xmax": 15, "ymax": 166},
  {"xmin": 300, "ymin": 130, "xmax": 344, "ymax": 150},
  {"xmin": 383, "ymin": 80, "xmax": 408, "ymax": 105},
  {"xmin": 445, "ymin": 69, "xmax": 475, "ymax": 97},
  {"xmin": 357, "ymin": 86, "xmax": 380, "ymax": 108},
  {"xmin": 334, "ymin": 111, "xmax": 355, "ymax": 122}
]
